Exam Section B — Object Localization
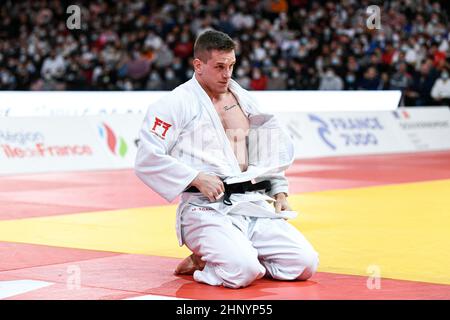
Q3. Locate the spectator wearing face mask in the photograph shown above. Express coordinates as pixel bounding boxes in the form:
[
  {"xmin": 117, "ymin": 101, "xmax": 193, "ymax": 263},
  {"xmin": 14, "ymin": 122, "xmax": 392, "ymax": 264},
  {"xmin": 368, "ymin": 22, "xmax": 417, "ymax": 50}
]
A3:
[
  {"xmin": 267, "ymin": 66, "xmax": 287, "ymax": 90},
  {"xmin": 390, "ymin": 62, "xmax": 412, "ymax": 91},
  {"xmin": 146, "ymin": 70, "xmax": 164, "ymax": 90},
  {"xmin": 431, "ymin": 68, "xmax": 450, "ymax": 106},
  {"xmin": 235, "ymin": 67, "xmax": 251, "ymax": 90},
  {"xmin": 406, "ymin": 60, "xmax": 439, "ymax": 106},
  {"xmin": 344, "ymin": 72, "xmax": 358, "ymax": 90},
  {"xmin": 40, "ymin": 49, "xmax": 66, "ymax": 81},
  {"xmin": 0, "ymin": 67, "xmax": 16, "ymax": 89},
  {"xmin": 250, "ymin": 68, "xmax": 268, "ymax": 91},
  {"xmin": 319, "ymin": 67, "xmax": 343, "ymax": 90},
  {"xmin": 358, "ymin": 67, "xmax": 382, "ymax": 90},
  {"xmin": 163, "ymin": 67, "xmax": 181, "ymax": 90}
]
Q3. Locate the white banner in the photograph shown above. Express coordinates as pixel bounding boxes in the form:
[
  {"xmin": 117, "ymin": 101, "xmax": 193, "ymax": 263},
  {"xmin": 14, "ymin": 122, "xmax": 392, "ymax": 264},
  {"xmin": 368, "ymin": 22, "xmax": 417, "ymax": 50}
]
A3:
[
  {"xmin": 275, "ymin": 108, "xmax": 450, "ymax": 158},
  {"xmin": 275, "ymin": 111, "xmax": 412, "ymax": 158},
  {"xmin": 389, "ymin": 108, "xmax": 450, "ymax": 151},
  {"xmin": 1, "ymin": 108, "xmax": 449, "ymax": 175},
  {"xmin": 0, "ymin": 114, "xmax": 142, "ymax": 175}
]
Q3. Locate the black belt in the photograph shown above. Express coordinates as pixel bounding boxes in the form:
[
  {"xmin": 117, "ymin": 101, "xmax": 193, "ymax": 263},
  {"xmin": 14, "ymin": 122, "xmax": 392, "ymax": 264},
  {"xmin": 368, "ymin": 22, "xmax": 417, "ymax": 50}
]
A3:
[{"xmin": 185, "ymin": 180, "xmax": 272, "ymax": 206}]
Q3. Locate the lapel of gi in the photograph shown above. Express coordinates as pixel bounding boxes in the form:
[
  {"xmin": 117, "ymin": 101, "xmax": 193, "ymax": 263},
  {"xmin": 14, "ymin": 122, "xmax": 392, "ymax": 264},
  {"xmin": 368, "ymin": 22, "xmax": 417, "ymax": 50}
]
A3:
[{"xmin": 190, "ymin": 76, "xmax": 242, "ymax": 174}]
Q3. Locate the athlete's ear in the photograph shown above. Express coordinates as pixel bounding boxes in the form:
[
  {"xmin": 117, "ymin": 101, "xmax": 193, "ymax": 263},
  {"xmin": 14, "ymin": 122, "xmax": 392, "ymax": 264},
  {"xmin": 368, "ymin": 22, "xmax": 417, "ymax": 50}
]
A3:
[{"xmin": 193, "ymin": 58, "xmax": 203, "ymax": 75}]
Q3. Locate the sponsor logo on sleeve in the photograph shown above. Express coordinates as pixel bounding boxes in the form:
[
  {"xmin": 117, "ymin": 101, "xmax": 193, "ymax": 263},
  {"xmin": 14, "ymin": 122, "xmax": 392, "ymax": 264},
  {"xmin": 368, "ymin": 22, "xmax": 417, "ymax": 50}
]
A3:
[{"xmin": 150, "ymin": 117, "xmax": 172, "ymax": 140}]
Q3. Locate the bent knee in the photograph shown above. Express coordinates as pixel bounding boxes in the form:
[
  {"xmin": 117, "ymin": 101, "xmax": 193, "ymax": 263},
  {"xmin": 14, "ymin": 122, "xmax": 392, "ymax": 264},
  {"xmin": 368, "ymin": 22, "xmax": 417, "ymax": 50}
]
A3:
[
  {"xmin": 296, "ymin": 251, "xmax": 319, "ymax": 281},
  {"xmin": 216, "ymin": 259, "xmax": 265, "ymax": 289},
  {"xmin": 266, "ymin": 250, "xmax": 319, "ymax": 281}
]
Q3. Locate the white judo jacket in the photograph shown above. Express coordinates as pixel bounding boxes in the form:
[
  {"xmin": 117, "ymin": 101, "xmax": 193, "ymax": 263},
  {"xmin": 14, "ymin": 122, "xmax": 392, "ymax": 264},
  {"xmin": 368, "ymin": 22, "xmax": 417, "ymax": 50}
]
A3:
[{"xmin": 135, "ymin": 75, "xmax": 296, "ymax": 245}]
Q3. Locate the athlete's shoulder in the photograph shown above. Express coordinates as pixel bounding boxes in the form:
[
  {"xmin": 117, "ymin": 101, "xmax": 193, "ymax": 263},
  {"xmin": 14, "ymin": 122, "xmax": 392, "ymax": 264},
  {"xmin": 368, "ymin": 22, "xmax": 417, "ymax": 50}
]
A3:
[
  {"xmin": 163, "ymin": 79, "xmax": 196, "ymax": 104},
  {"xmin": 151, "ymin": 80, "xmax": 192, "ymax": 109},
  {"xmin": 148, "ymin": 80, "xmax": 199, "ymax": 124}
]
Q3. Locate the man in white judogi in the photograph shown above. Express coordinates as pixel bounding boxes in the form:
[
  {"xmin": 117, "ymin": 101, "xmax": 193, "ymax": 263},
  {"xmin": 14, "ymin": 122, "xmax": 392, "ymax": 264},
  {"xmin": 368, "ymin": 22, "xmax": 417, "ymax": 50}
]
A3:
[{"xmin": 135, "ymin": 30, "xmax": 319, "ymax": 289}]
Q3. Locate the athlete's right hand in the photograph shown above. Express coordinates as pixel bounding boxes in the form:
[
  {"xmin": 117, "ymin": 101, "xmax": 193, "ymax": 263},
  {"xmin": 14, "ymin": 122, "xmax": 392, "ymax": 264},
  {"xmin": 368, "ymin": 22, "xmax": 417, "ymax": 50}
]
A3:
[{"xmin": 190, "ymin": 172, "xmax": 225, "ymax": 202}]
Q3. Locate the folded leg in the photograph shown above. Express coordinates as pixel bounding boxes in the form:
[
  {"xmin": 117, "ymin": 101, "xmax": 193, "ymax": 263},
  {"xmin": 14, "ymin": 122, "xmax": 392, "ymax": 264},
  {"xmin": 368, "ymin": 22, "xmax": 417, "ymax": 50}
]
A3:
[
  {"xmin": 251, "ymin": 214, "xmax": 319, "ymax": 281},
  {"xmin": 181, "ymin": 209, "xmax": 265, "ymax": 288}
]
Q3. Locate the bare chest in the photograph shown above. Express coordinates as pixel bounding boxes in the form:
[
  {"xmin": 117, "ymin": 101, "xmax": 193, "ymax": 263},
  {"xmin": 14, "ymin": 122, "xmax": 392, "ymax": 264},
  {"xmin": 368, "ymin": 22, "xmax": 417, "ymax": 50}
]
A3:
[
  {"xmin": 213, "ymin": 93, "xmax": 250, "ymax": 171},
  {"xmin": 213, "ymin": 95, "xmax": 250, "ymax": 134}
]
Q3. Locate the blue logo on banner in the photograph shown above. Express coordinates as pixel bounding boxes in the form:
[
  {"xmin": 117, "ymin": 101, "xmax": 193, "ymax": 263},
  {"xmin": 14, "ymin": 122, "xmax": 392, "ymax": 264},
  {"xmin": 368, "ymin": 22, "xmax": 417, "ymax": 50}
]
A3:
[
  {"xmin": 308, "ymin": 114, "xmax": 336, "ymax": 150},
  {"xmin": 308, "ymin": 114, "xmax": 384, "ymax": 150}
]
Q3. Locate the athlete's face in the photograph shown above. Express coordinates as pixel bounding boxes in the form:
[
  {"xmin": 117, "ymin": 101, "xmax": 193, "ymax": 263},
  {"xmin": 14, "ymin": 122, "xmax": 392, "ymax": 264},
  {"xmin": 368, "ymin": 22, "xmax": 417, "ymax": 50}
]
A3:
[{"xmin": 194, "ymin": 50, "xmax": 236, "ymax": 95}]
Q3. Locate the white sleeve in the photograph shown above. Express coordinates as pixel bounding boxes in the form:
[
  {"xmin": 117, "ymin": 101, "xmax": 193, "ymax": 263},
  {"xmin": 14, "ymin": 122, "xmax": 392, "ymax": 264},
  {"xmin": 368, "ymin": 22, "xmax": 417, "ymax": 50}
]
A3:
[
  {"xmin": 268, "ymin": 172, "xmax": 289, "ymax": 197},
  {"xmin": 134, "ymin": 93, "xmax": 199, "ymax": 202}
]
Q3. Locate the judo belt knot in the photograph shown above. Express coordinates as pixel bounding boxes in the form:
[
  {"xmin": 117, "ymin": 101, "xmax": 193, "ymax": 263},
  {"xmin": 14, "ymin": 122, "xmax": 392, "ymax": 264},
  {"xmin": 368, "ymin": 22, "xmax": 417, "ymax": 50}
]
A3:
[
  {"xmin": 185, "ymin": 180, "xmax": 272, "ymax": 206},
  {"xmin": 222, "ymin": 180, "xmax": 272, "ymax": 206}
]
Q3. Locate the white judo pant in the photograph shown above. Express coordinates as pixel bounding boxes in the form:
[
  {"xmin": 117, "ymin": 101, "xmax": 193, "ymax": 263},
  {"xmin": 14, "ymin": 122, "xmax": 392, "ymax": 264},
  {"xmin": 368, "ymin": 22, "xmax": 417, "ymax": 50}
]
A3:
[{"xmin": 180, "ymin": 201, "xmax": 319, "ymax": 289}]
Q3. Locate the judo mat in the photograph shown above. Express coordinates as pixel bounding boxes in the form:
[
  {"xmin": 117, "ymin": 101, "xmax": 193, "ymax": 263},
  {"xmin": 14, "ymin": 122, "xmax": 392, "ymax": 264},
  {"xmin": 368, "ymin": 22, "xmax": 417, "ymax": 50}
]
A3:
[{"xmin": 0, "ymin": 150, "xmax": 449, "ymax": 300}]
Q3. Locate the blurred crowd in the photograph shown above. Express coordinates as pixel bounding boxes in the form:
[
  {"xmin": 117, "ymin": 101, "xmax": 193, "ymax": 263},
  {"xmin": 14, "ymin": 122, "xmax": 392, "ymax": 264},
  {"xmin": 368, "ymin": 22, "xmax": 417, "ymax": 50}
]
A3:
[{"xmin": 1, "ymin": 0, "xmax": 449, "ymax": 106}]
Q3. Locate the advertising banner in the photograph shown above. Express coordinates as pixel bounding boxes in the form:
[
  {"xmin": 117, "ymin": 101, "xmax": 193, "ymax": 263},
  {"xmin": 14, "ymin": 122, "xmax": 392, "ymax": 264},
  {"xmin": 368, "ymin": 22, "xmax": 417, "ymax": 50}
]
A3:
[
  {"xmin": 1, "ymin": 108, "xmax": 449, "ymax": 175},
  {"xmin": 0, "ymin": 114, "xmax": 142, "ymax": 175},
  {"xmin": 389, "ymin": 108, "xmax": 450, "ymax": 151},
  {"xmin": 275, "ymin": 111, "xmax": 414, "ymax": 158}
]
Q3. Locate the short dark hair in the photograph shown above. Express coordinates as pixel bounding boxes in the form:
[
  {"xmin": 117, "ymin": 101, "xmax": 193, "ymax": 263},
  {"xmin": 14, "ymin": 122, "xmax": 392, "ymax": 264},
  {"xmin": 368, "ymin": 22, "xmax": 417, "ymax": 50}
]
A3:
[{"xmin": 194, "ymin": 30, "xmax": 236, "ymax": 62}]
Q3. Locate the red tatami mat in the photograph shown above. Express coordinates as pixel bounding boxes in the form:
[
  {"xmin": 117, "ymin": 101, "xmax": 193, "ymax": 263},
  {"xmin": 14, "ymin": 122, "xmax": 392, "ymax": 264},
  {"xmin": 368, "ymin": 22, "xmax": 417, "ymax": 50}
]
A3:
[
  {"xmin": 0, "ymin": 242, "xmax": 120, "ymax": 271},
  {"xmin": 1, "ymin": 151, "xmax": 450, "ymax": 299},
  {"xmin": 0, "ymin": 247, "xmax": 448, "ymax": 300}
]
